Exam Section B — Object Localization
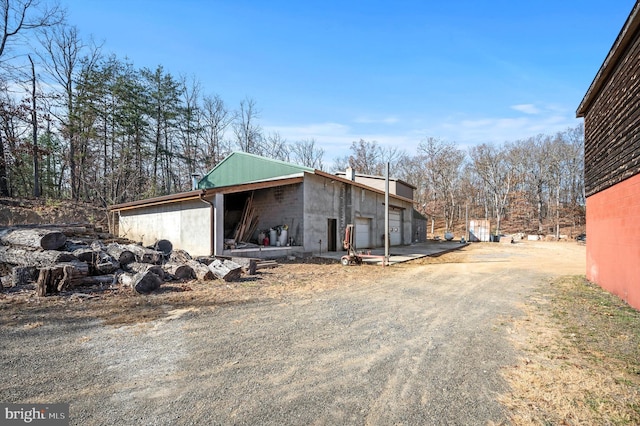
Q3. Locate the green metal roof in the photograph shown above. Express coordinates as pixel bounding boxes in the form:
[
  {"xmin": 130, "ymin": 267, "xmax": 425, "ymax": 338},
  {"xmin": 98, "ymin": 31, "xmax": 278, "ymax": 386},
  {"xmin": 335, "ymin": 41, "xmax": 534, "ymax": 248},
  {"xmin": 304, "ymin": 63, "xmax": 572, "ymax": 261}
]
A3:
[{"xmin": 198, "ymin": 152, "xmax": 314, "ymax": 189}]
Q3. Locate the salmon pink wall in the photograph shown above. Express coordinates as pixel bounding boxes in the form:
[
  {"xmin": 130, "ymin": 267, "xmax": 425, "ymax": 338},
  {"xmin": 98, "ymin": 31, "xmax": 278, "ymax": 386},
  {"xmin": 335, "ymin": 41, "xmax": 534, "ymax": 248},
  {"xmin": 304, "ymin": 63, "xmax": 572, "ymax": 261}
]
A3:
[{"xmin": 586, "ymin": 173, "xmax": 640, "ymax": 310}]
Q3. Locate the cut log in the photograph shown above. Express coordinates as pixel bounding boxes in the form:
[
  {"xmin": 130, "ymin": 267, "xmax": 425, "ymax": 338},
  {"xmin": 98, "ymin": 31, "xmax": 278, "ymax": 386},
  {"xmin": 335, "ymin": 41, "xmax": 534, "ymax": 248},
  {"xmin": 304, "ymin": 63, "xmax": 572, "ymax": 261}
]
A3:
[
  {"xmin": 256, "ymin": 260, "xmax": 279, "ymax": 270},
  {"xmin": 125, "ymin": 262, "xmax": 165, "ymax": 280},
  {"xmin": 105, "ymin": 243, "xmax": 136, "ymax": 265},
  {"xmin": 90, "ymin": 240, "xmax": 106, "ymax": 251},
  {"xmin": 36, "ymin": 267, "xmax": 64, "ymax": 296},
  {"xmin": 195, "ymin": 256, "xmax": 214, "ymax": 265},
  {"xmin": 72, "ymin": 247, "xmax": 96, "ymax": 263},
  {"xmin": 1, "ymin": 275, "xmax": 12, "ymax": 288},
  {"xmin": 215, "ymin": 256, "xmax": 258, "ymax": 275},
  {"xmin": 122, "ymin": 244, "xmax": 163, "ymax": 264},
  {"xmin": 208, "ymin": 259, "xmax": 242, "ymax": 282},
  {"xmin": 56, "ymin": 260, "xmax": 91, "ymax": 292},
  {"xmin": 64, "ymin": 240, "xmax": 90, "ymax": 252},
  {"xmin": 169, "ymin": 249, "xmax": 192, "ymax": 263},
  {"xmin": 93, "ymin": 251, "xmax": 120, "ymax": 274},
  {"xmin": 163, "ymin": 262, "xmax": 195, "ymax": 280},
  {"xmin": 67, "ymin": 275, "xmax": 117, "ymax": 286},
  {"xmin": 187, "ymin": 260, "xmax": 215, "ymax": 280},
  {"xmin": 152, "ymin": 239, "xmax": 173, "ymax": 255},
  {"xmin": 0, "ymin": 228, "xmax": 67, "ymax": 250},
  {"xmin": 0, "ymin": 246, "xmax": 76, "ymax": 267},
  {"xmin": 118, "ymin": 270, "xmax": 162, "ymax": 294},
  {"xmin": 11, "ymin": 266, "xmax": 39, "ymax": 286},
  {"xmin": 58, "ymin": 226, "xmax": 91, "ymax": 237}
]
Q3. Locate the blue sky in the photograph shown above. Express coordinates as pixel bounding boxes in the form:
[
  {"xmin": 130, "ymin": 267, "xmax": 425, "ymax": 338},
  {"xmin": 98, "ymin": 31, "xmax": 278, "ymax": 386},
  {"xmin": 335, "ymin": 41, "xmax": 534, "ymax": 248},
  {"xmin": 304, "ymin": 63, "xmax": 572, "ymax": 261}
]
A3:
[{"xmin": 64, "ymin": 0, "xmax": 636, "ymax": 160}]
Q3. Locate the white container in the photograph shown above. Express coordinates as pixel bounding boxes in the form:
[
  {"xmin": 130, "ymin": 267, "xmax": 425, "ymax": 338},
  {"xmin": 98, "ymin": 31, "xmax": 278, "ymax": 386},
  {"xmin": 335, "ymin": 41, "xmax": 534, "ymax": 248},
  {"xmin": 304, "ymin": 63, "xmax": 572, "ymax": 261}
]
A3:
[
  {"xmin": 269, "ymin": 229, "xmax": 277, "ymax": 246},
  {"xmin": 279, "ymin": 229, "xmax": 288, "ymax": 246}
]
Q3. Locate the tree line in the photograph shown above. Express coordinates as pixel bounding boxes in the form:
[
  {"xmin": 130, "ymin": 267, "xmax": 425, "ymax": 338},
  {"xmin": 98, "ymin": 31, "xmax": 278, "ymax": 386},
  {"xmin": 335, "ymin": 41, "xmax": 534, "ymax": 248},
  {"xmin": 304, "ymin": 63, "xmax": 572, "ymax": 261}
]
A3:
[
  {"xmin": 0, "ymin": 0, "xmax": 584, "ymax": 236},
  {"xmin": 337, "ymin": 125, "xmax": 584, "ymax": 237},
  {"xmin": 0, "ymin": 0, "xmax": 325, "ymax": 205}
]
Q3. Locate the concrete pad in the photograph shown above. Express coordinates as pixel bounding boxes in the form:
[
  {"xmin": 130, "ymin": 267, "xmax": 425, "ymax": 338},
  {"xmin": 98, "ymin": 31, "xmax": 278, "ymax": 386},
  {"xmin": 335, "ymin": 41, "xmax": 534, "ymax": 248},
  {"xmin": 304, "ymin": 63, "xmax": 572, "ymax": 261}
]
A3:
[{"xmin": 319, "ymin": 240, "xmax": 470, "ymax": 266}]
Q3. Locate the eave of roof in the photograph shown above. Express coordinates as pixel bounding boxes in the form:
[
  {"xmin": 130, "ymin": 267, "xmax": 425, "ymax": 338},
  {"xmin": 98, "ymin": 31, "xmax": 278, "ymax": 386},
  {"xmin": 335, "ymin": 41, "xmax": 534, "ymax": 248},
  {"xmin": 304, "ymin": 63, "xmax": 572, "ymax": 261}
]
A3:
[
  {"xmin": 109, "ymin": 176, "xmax": 305, "ymax": 212},
  {"xmin": 334, "ymin": 171, "xmax": 417, "ymax": 189},
  {"xmin": 577, "ymin": 2, "xmax": 640, "ymax": 117},
  {"xmin": 313, "ymin": 170, "xmax": 415, "ymax": 204},
  {"xmin": 110, "ymin": 169, "xmax": 416, "ymax": 213}
]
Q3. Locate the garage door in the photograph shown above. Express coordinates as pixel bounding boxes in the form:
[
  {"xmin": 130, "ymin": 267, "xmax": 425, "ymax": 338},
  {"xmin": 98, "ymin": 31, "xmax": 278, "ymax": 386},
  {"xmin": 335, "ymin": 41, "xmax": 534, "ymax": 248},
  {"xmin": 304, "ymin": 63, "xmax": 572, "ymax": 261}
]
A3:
[
  {"xmin": 355, "ymin": 217, "xmax": 370, "ymax": 249},
  {"xmin": 389, "ymin": 210, "xmax": 402, "ymax": 246}
]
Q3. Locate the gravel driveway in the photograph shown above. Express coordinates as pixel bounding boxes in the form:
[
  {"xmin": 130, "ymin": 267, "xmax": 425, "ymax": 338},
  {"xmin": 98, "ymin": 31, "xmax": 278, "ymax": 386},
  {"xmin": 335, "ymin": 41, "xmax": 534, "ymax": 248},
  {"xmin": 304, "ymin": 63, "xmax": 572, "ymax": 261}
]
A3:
[{"xmin": 0, "ymin": 242, "xmax": 585, "ymax": 425}]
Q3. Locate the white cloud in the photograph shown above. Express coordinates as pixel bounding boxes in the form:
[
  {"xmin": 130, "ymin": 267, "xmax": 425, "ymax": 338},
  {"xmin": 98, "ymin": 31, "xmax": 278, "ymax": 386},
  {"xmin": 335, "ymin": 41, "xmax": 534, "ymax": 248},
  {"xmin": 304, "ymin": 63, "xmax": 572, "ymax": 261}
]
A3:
[
  {"xmin": 511, "ymin": 104, "xmax": 541, "ymax": 114},
  {"xmin": 352, "ymin": 115, "xmax": 400, "ymax": 125}
]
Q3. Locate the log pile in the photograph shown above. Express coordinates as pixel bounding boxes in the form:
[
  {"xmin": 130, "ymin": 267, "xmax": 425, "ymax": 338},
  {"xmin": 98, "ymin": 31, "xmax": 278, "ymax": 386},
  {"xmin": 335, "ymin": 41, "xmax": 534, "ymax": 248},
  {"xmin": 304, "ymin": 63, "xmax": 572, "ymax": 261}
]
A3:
[{"xmin": 0, "ymin": 224, "xmax": 247, "ymax": 296}]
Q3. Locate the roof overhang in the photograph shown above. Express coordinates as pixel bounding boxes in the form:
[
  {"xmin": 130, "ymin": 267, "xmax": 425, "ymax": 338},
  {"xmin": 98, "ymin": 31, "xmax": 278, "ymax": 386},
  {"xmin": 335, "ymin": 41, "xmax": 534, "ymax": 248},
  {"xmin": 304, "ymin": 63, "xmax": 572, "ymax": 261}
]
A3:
[
  {"xmin": 109, "ymin": 176, "xmax": 304, "ymax": 212},
  {"xmin": 109, "ymin": 170, "xmax": 415, "ymax": 213},
  {"xmin": 313, "ymin": 170, "xmax": 415, "ymax": 204},
  {"xmin": 577, "ymin": 2, "xmax": 640, "ymax": 117}
]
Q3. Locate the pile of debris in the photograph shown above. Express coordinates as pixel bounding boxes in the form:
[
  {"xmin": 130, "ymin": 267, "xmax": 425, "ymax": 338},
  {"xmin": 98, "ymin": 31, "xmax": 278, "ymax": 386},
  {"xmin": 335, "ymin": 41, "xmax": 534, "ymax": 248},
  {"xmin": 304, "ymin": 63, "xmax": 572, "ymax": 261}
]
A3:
[{"xmin": 0, "ymin": 224, "xmax": 251, "ymax": 295}]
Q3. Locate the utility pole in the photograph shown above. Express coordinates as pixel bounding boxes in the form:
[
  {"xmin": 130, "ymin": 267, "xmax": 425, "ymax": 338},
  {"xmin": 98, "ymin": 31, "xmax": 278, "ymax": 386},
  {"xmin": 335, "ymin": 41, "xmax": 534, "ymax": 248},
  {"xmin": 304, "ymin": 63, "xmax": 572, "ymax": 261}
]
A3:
[{"xmin": 384, "ymin": 162, "xmax": 389, "ymax": 265}]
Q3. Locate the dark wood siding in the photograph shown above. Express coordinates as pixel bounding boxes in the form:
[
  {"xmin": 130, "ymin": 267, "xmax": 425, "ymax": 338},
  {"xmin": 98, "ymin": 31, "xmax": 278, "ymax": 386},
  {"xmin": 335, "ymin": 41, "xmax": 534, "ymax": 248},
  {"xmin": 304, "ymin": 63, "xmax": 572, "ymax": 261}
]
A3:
[{"xmin": 584, "ymin": 29, "xmax": 640, "ymax": 197}]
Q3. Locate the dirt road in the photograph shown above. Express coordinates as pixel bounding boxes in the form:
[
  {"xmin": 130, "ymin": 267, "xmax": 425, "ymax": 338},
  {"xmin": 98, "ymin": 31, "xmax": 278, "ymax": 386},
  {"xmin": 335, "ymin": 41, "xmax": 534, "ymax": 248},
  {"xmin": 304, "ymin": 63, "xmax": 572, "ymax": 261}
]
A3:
[{"xmin": 0, "ymin": 241, "xmax": 585, "ymax": 425}]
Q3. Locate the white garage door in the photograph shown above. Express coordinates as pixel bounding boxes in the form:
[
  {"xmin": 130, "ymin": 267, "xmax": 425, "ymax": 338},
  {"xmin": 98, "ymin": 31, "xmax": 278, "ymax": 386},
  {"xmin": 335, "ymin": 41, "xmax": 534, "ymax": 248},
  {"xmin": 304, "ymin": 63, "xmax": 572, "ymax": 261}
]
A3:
[
  {"xmin": 355, "ymin": 217, "xmax": 371, "ymax": 249},
  {"xmin": 389, "ymin": 210, "xmax": 402, "ymax": 246}
]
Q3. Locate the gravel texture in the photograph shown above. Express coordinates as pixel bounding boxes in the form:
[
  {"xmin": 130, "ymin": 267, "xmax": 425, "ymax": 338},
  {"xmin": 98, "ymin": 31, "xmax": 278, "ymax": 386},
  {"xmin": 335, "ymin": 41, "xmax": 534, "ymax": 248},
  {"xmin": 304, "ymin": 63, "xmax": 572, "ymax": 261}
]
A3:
[{"xmin": 0, "ymin": 241, "xmax": 585, "ymax": 425}]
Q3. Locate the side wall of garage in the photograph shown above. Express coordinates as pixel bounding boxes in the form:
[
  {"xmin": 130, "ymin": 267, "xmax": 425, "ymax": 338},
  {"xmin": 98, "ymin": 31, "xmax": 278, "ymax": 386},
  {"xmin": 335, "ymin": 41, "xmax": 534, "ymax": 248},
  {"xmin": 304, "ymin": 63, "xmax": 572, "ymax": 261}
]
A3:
[
  {"xmin": 303, "ymin": 173, "xmax": 414, "ymax": 251},
  {"xmin": 586, "ymin": 172, "xmax": 640, "ymax": 310},
  {"xmin": 117, "ymin": 199, "xmax": 212, "ymax": 256}
]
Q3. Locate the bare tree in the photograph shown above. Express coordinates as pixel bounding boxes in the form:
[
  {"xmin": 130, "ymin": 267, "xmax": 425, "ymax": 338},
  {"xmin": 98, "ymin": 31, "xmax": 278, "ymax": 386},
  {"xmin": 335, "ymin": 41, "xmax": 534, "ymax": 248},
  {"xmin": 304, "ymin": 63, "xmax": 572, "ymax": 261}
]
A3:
[
  {"xmin": 38, "ymin": 24, "xmax": 100, "ymax": 199},
  {"xmin": 418, "ymin": 137, "xmax": 465, "ymax": 232},
  {"xmin": 263, "ymin": 131, "xmax": 288, "ymax": 161},
  {"xmin": 290, "ymin": 138, "xmax": 324, "ymax": 169},
  {"xmin": 347, "ymin": 139, "xmax": 382, "ymax": 174},
  {"xmin": 469, "ymin": 142, "xmax": 515, "ymax": 235},
  {"xmin": 0, "ymin": 0, "xmax": 64, "ymax": 196},
  {"xmin": 233, "ymin": 97, "xmax": 262, "ymax": 154},
  {"xmin": 201, "ymin": 93, "xmax": 231, "ymax": 169},
  {"xmin": 0, "ymin": 0, "xmax": 64, "ymax": 60}
]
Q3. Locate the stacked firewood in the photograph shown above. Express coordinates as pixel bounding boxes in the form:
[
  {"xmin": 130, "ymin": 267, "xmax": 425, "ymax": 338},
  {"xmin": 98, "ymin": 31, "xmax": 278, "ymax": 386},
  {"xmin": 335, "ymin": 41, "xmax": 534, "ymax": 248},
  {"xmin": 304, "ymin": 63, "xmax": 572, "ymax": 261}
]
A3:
[{"xmin": 0, "ymin": 224, "xmax": 244, "ymax": 296}]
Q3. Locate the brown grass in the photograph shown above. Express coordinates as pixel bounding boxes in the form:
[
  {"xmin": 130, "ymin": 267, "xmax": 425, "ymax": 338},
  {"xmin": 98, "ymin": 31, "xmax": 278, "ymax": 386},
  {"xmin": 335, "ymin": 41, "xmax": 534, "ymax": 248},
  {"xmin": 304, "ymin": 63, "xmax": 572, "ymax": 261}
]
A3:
[
  {"xmin": 499, "ymin": 276, "xmax": 640, "ymax": 425},
  {"xmin": 0, "ymin": 258, "xmax": 394, "ymax": 327}
]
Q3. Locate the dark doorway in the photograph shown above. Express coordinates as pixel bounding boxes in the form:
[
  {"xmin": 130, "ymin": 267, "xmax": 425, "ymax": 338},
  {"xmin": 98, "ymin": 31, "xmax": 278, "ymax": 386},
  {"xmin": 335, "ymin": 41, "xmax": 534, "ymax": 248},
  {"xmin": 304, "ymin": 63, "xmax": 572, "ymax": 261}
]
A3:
[{"xmin": 327, "ymin": 218, "xmax": 337, "ymax": 251}]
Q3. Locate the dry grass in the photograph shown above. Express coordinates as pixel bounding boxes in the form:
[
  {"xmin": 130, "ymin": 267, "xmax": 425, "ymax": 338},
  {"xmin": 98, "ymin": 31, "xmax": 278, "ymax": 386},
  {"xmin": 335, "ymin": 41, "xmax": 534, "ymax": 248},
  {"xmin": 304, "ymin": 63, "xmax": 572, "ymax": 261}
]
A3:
[
  {"xmin": 0, "ymin": 258, "xmax": 393, "ymax": 327},
  {"xmin": 499, "ymin": 276, "xmax": 640, "ymax": 425}
]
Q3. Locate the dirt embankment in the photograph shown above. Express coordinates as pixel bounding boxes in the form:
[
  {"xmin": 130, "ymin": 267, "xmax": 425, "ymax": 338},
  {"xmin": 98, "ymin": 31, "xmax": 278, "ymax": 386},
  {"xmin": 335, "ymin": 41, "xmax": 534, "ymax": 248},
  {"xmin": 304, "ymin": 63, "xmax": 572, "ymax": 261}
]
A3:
[{"xmin": 0, "ymin": 197, "xmax": 108, "ymax": 228}]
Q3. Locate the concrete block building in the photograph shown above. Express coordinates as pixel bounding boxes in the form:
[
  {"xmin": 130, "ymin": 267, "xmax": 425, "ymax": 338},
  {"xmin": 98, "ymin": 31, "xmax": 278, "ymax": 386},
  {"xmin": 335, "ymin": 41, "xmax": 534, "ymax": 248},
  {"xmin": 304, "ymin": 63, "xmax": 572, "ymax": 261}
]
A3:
[{"xmin": 110, "ymin": 152, "xmax": 416, "ymax": 258}]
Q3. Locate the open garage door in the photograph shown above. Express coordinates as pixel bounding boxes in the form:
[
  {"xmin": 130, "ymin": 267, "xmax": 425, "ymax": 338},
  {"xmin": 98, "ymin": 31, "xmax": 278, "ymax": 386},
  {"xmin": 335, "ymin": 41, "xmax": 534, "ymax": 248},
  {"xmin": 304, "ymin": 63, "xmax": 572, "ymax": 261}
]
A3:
[
  {"xmin": 389, "ymin": 210, "xmax": 402, "ymax": 245},
  {"xmin": 355, "ymin": 217, "xmax": 371, "ymax": 248}
]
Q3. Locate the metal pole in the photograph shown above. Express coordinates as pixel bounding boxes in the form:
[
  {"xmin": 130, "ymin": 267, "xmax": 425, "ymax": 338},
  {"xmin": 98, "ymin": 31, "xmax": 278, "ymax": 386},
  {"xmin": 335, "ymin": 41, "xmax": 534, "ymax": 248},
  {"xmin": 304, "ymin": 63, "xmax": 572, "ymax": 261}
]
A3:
[
  {"xmin": 385, "ymin": 162, "xmax": 390, "ymax": 264},
  {"xmin": 465, "ymin": 202, "xmax": 469, "ymax": 241}
]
